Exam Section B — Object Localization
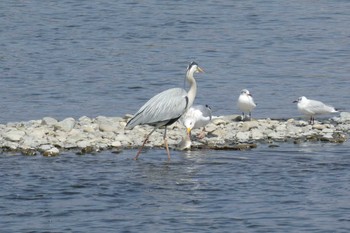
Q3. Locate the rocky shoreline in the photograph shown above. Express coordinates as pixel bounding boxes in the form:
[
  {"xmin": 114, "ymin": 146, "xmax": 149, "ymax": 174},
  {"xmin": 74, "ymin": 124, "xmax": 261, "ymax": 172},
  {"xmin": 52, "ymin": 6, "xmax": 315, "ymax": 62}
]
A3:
[{"xmin": 0, "ymin": 112, "xmax": 349, "ymax": 156}]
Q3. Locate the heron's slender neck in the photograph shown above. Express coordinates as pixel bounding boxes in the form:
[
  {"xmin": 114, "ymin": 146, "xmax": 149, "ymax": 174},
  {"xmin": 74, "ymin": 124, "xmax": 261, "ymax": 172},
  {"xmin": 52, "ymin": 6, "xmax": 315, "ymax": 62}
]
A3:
[{"xmin": 186, "ymin": 70, "xmax": 197, "ymax": 109}]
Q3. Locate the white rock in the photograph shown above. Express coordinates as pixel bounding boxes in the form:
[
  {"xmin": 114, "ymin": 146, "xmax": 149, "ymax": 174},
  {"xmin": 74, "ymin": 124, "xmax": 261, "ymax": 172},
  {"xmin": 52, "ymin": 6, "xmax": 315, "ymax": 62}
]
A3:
[
  {"xmin": 4, "ymin": 130, "xmax": 25, "ymax": 142},
  {"xmin": 82, "ymin": 124, "xmax": 98, "ymax": 133},
  {"xmin": 212, "ymin": 128, "xmax": 226, "ymax": 138},
  {"xmin": 54, "ymin": 118, "xmax": 75, "ymax": 132},
  {"xmin": 40, "ymin": 144, "xmax": 53, "ymax": 151},
  {"xmin": 115, "ymin": 133, "xmax": 131, "ymax": 142},
  {"xmin": 67, "ymin": 129, "xmax": 85, "ymax": 141},
  {"xmin": 96, "ymin": 117, "xmax": 119, "ymax": 132},
  {"xmin": 2, "ymin": 141, "xmax": 18, "ymax": 150},
  {"xmin": 236, "ymin": 131, "xmax": 251, "ymax": 142},
  {"xmin": 241, "ymin": 121, "xmax": 259, "ymax": 131},
  {"xmin": 322, "ymin": 133, "xmax": 333, "ymax": 139},
  {"xmin": 286, "ymin": 124, "xmax": 301, "ymax": 136},
  {"xmin": 275, "ymin": 124, "xmax": 287, "ymax": 132},
  {"xmin": 268, "ymin": 130, "xmax": 286, "ymax": 140},
  {"xmin": 42, "ymin": 117, "xmax": 58, "ymax": 126},
  {"xmin": 212, "ymin": 118, "xmax": 226, "ymax": 125},
  {"xmin": 43, "ymin": 147, "xmax": 60, "ymax": 156},
  {"xmin": 206, "ymin": 137, "xmax": 226, "ymax": 146},
  {"xmin": 110, "ymin": 117, "xmax": 124, "ymax": 122},
  {"xmin": 29, "ymin": 128, "xmax": 47, "ymax": 138},
  {"xmin": 322, "ymin": 128, "xmax": 334, "ymax": 134},
  {"xmin": 119, "ymin": 121, "xmax": 127, "ymax": 128},
  {"xmin": 77, "ymin": 140, "xmax": 91, "ymax": 148},
  {"xmin": 336, "ymin": 124, "xmax": 350, "ymax": 131},
  {"xmin": 21, "ymin": 134, "xmax": 44, "ymax": 148},
  {"xmin": 111, "ymin": 141, "xmax": 122, "ymax": 147},
  {"xmin": 251, "ymin": 129, "xmax": 264, "ymax": 140},
  {"xmin": 312, "ymin": 124, "xmax": 326, "ymax": 130},
  {"xmin": 204, "ymin": 123, "xmax": 217, "ymax": 133},
  {"xmin": 79, "ymin": 116, "xmax": 92, "ymax": 124},
  {"xmin": 339, "ymin": 112, "xmax": 350, "ymax": 123}
]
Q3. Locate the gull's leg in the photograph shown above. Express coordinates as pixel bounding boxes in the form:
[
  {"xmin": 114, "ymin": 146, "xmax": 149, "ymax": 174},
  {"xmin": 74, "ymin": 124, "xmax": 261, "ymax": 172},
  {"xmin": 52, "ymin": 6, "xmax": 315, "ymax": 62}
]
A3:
[
  {"xmin": 309, "ymin": 116, "xmax": 315, "ymax": 125},
  {"xmin": 197, "ymin": 127, "xmax": 206, "ymax": 139}
]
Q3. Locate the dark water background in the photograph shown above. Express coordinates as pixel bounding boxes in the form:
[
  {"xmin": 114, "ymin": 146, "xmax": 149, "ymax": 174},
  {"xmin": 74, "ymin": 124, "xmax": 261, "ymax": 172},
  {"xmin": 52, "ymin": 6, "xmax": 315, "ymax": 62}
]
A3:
[{"xmin": 1, "ymin": 1, "xmax": 350, "ymax": 232}]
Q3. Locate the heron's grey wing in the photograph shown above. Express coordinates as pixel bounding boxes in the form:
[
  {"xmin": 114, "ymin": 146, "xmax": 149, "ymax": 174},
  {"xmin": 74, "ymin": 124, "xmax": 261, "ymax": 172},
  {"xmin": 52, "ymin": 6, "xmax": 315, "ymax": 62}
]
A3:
[{"xmin": 125, "ymin": 88, "xmax": 188, "ymax": 129}]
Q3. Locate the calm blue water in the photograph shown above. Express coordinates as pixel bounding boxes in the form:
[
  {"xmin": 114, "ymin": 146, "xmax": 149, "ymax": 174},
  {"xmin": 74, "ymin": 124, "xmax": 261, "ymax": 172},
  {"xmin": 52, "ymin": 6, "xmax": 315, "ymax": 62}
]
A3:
[
  {"xmin": 1, "ymin": 0, "xmax": 350, "ymax": 232},
  {"xmin": 1, "ymin": 143, "xmax": 350, "ymax": 232}
]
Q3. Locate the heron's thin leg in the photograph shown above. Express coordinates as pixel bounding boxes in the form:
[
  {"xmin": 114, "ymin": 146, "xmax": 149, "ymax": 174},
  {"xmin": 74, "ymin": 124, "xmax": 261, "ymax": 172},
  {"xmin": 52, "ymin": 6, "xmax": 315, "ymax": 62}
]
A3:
[
  {"xmin": 163, "ymin": 127, "xmax": 171, "ymax": 160},
  {"xmin": 134, "ymin": 127, "xmax": 157, "ymax": 160}
]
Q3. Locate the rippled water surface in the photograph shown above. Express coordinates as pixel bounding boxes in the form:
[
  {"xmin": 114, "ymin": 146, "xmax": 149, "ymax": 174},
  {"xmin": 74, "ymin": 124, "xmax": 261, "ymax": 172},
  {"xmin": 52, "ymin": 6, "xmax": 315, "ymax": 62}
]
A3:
[
  {"xmin": 1, "ymin": 143, "xmax": 350, "ymax": 232},
  {"xmin": 1, "ymin": 0, "xmax": 350, "ymax": 232},
  {"xmin": 1, "ymin": 0, "xmax": 350, "ymax": 122}
]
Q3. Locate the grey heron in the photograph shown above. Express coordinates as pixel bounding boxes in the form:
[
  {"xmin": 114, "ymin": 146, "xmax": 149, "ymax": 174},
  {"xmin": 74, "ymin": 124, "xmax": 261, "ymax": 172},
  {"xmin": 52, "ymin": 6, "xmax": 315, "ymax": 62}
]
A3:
[
  {"xmin": 125, "ymin": 61, "xmax": 204, "ymax": 160},
  {"xmin": 237, "ymin": 89, "xmax": 256, "ymax": 120},
  {"xmin": 181, "ymin": 104, "xmax": 212, "ymax": 139},
  {"xmin": 293, "ymin": 96, "xmax": 338, "ymax": 124}
]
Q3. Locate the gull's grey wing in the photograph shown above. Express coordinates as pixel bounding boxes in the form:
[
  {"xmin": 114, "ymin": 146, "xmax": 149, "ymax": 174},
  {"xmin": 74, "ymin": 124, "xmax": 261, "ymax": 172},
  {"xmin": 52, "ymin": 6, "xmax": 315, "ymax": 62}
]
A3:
[
  {"xmin": 307, "ymin": 100, "xmax": 336, "ymax": 114},
  {"xmin": 194, "ymin": 104, "xmax": 212, "ymax": 119}
]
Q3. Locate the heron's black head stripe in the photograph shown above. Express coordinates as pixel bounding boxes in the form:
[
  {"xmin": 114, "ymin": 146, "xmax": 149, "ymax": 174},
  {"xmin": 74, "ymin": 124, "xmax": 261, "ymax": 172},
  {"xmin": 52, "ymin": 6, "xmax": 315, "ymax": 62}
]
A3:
[{"xmin": 187, "ymin": 61, "xmax": 198, "ymax": 70}]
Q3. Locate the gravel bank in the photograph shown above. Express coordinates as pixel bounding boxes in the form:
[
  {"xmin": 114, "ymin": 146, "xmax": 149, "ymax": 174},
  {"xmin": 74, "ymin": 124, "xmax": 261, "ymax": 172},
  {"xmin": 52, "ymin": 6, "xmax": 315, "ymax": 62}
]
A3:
[{"xmin": 1, "ymin": 112, "xmax": 349, "ymax": 156}]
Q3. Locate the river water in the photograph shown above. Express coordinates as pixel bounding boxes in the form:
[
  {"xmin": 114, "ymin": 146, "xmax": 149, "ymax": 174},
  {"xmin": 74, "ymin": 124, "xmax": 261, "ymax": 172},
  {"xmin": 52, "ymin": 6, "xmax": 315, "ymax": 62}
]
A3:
[{"xmin": 1, "ymin": 0, "xmax": 350, "ymax": 232}]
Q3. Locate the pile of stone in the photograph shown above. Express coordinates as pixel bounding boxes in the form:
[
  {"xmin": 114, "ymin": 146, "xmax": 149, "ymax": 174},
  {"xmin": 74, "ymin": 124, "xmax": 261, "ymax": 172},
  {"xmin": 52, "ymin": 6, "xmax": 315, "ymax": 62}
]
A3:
[{"xmin": 0, "ymin": 112, "xmax": 349, "ymax": 156}]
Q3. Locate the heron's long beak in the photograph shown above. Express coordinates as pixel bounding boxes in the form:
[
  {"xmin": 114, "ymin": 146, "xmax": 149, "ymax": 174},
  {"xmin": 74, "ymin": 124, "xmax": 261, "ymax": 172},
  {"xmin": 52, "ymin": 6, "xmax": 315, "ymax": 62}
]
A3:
[{"xmin": 197, "ymin": 67, "xmax": 204, "ymax": 73}]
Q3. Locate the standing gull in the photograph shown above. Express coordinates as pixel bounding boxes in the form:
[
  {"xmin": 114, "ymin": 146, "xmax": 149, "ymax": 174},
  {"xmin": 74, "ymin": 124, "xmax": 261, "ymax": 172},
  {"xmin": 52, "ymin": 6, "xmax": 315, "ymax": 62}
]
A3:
[
  {"xmin": 125, "ymin": 62, "xmax": 204, "ymax": 160},
  {"xmin": 293, "ymin": 96, "xmax": 338, "ymax": 124},
  {"xmin": 181, "ymin": 104, "xmax": 212, "ymax": 139},
  {"xmin": 237, "ymin": 89, "xmax": 256, "ymax": 120}
]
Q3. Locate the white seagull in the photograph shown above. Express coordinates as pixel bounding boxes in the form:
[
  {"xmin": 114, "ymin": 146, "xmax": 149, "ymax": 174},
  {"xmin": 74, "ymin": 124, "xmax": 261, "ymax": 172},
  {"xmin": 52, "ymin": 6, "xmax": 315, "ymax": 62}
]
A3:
[
  {"xmin": 237, "ymin": 89, "xmax": 256, "ymax": 120},
  {"xmin": 293, "ymin": 96, "xmax": 338, "ymax": 124},
  {"xmin": 181, "ymin": 104, "xmax": 212, "ymax": 139}
]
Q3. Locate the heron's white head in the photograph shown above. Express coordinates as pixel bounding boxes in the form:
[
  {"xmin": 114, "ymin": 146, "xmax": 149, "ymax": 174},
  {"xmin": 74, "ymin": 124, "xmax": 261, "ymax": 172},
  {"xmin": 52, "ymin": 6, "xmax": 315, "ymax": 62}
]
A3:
[{"xmin": 187, "ymin": 61, "xmax": 204, "ymax": 74}]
